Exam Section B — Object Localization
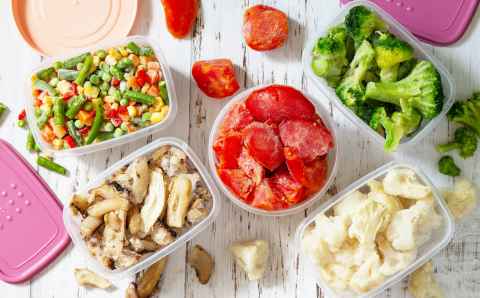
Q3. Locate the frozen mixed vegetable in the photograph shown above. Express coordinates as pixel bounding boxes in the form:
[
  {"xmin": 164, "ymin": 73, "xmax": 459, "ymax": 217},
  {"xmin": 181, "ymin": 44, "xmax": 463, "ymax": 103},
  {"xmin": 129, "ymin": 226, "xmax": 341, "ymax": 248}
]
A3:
[{"xmin": 438, "ymin": 155, "xmax": 461, "ymax": 177}]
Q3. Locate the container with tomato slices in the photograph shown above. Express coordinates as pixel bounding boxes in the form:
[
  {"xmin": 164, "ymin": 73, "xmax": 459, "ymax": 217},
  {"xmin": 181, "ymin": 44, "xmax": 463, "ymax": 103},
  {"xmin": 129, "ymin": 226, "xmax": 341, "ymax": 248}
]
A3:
[{"xmin": 208, "ymin": 85, "xmax": 338, "ymax": 216}]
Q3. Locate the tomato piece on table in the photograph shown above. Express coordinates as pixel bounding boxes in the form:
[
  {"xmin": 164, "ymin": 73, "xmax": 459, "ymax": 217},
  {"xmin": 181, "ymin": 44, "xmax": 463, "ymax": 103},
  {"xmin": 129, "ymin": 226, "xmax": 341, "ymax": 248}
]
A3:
[
  {"xmin": 284, "ymin": 147, "xmax": 328, "ymax": 193},
  {"xmin": 251, "ymin": 179, "xmax": 287, "ymax": 211},
  {"xmin": 279, "ymin": 119, "xmax": 333, "ymax": 162},
  {"xmin": 219, "ymin": 102, "xmax": 254, "ymax": 135},
  {"xmin": 270, "ymin": 167, "xmax": 305, "ymax": 205},
  {"xmin": 238, "ymin": 146, "xmax": 265, "ymax": 185},
  {"xmin": 218, "ymin": 168, "xmax": 254, "ymax": 201},
  {"xmin": 213, "ymin": 132, "xmax": 243, "ymax": 169},
  {"xmin": 161, "ymin": 0, "xmax": 198, "ymax": 38},
  {"xmin": 243, "ymin": 122, "xmax": 284, "ymax": 171},
  {"xmin": 245, "ymin": 85, "xmax": 317, "ymax": 123},
  {"xmin": 192, "ymin": 59, "xmax": 240, "ymax": 99},
  {"xmin": 243, "ymin": 5, "xmax": 289, "ymax": 51}
]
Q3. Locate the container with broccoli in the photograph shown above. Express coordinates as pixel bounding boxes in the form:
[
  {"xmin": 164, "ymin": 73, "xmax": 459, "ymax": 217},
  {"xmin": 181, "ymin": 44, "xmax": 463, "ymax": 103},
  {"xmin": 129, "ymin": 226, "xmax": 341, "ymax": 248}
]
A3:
[{"xmin": 310, "ymin": 5, "xmax": 446, "ymax": 152}]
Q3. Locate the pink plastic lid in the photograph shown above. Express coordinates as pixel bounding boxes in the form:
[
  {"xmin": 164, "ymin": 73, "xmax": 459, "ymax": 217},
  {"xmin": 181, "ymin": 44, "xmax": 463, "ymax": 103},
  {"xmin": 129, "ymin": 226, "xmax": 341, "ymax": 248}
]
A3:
[
  {"xmin": 0, "ymin": 140, "xmax": 70, "ymax": 283},
  {"xmin": 340, "ymin": 0, "xmax": 480, "ymax": 45}
]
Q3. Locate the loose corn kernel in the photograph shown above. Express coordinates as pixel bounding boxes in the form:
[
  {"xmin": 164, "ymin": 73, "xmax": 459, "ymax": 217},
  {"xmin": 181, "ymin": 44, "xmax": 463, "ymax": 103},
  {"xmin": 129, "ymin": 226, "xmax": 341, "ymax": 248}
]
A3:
[
  {"xmin": 105, "ymin": 55, "xmax": 117, "ymax": 66},
  {"xmin": 128, "ymin": 54, "xmax": 140, "ymax": 67},
  {"xmin": 119, "ymin": 47, "xmax": 128, "ymax": 57},
  {"xmin": 52, "ymin": 139, "xmax": 64, "ymax": 150},
  {"xmin": 93, "ymin": 55, "xmax": 100, "ymax": 66},
  {"xmin": 127, "ymin": 77, "xmax": 139, "ymax": 90},
  {"xmin": 141, "ymin": 83, "xmax": 150, "ymax": 94},
  {"xmin": 150, "ymin": 112, "xmax": 163, "ymax": 123},
  {"xmin": 127, "ymin": 106, "xmax": 137, "ymax": 118},
  {"xmin": 77, "ymin": 86, "xmax": 84, "ymax": 96},
  {"xmin": 84, "ymin": 86, "xmax": 99, "ymax": 98},
  {"xmin": 43, "ymin": 96, "xmax": 54, "ymax": 106},
  {"xmin": 108, "ymin": 48, "xmax": 122, "ymax": 60}
]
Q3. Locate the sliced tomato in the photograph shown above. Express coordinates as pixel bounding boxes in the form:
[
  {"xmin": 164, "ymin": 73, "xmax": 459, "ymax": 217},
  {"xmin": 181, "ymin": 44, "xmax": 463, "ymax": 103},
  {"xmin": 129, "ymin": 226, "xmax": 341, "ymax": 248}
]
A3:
[
  {"xmin": 245, "ymin": 85, "xmax": 317, "ymax": 123},
  {"xmin": 213, "ymin": 132, "xmax": 243, "ymax": 169},
  {"xmin": 238, "ymin": 146, "xmax": 264, "ymax": 185},
  {"xmin": 251, "ymin": 179, "xmax": 287, "ymax": 210},
  {"xmin": 284, "ymin": 147, "xmax": 328, "ymax": 193},
  {"xmin": 192, "ymin": 59, "xmax": 240, "ymax": 99},
  {"xmin": 279, "ymin": 119, "xmax": 333, "ymax": 162},
  {"xmin": 218, "ymin": 168, "xmax": 254, "ymax": 201},
  {"xmin": 270, "ymin": 167, "xmax": 305, "ymax": 205},
  {"xmin": 243, "ymin": 122, "xmax": 284, "ymax": 171},
  {"xmin": 243, "ymin": 5, "xmax": 289, "ymax": 51},
  {"xmin": 161, "ymin": 0, "xmax": 198, "ymax": 38},
  {"xmin": 219, "ymin": 102, "xmax": 254, "ymax": 135}
]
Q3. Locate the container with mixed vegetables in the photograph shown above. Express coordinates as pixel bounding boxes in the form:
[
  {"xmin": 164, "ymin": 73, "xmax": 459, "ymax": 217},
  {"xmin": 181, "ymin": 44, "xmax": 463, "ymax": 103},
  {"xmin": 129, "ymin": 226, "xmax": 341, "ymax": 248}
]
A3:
[{"xmin": 31, "ymin": 41, "xmax": 170, "ymax": 150}]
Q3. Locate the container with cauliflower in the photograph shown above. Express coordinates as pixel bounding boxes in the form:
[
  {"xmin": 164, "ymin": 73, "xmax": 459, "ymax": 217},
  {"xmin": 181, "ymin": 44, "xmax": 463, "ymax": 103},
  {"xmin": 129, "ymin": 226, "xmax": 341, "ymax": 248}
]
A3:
[
  {"xmin": 296, "ymin": 162, "xmax": 454, "ymax": 298},
  {"xmin": 63, "ymin": 138, "xmax": 220, "ymax": 279}
]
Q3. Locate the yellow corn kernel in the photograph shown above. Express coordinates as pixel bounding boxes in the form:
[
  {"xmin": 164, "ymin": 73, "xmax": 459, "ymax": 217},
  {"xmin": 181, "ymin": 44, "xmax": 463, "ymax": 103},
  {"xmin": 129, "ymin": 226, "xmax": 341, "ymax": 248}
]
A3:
[
  {"xmin": 108, "ymin": 48, "xmax": 122, "ymax": 60},
  {"xmin": 141, "ymin": 83, "xmax": 150, "ymax": 94},
  {"xmin": 93, "ymin": 55, "xmax": 100, "ymax": 66},
  {"xmin": 119, "ymin": 47, "xmax": 128, "ymax": 57},
  {"xmin": 77, "ymin": 86, "xmax": 84, "ymax": 96},
  {"xmin": 43, "ymin": 96, "xmax": 54, "ymax": 106},
  {"xmin": 127, "ymin": 106, "xmax": 137, "ymax": 118},
  {"xmin": 105, "ymin": 55, "xmax": 117, "ymax": 66},
  {"xmin": 150, "ymin": 112, "xmax": 162, "ymax": 123},
  {"xmin": 84, "ymin": 86, "xmax": 99, "ymax": 98},
  {"xmin": 52, "ymin": 139, "xmax": 64, "ymax": 150}
]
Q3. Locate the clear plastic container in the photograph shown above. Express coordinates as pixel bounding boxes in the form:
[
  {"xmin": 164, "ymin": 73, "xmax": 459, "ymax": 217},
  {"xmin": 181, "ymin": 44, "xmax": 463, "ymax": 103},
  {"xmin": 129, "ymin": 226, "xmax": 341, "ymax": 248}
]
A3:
[
  {"xmin": 208, "ymin": 85, "xmax": 339, "ymax": 217},
  {"xmin": 302, "ymin": 0, "xmax": 456, "ymax": 150},
  {"xmin": 295, "ymin": 161, "xmax": 455, "ymax": 298},
  {"xmin": 25, "ymin": 36, "xmax": 178, "ymax": 156},
  {"xmin": 63, "ymin": 137, "xmax": 221, "ymax": 279}
]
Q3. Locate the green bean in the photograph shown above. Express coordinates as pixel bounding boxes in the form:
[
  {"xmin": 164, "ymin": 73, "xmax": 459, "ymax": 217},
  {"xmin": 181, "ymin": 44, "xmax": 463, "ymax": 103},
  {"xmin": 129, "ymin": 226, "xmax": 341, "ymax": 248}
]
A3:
[
  {"xmin": 0, "ymin": 102, "xmax": 7, "ymax": 119},
  {"xmin": 124, "ymin": 90, "xmax": 155, "ymax": 105},
  {"xmin": 53, "ymin": 61, "xmax": 63, "ymax": 70},
  {"xmin": 85, "ymin": 101, "xmax": 104, "ymax": 144},
  {"xmin": 75, "ymin": 54, "xmax": 93, "ymax": 85},
  {"xmin": 37, "ymin": 156, "xmax": 67, "ymax": 175},
  {"xmin": 140, "ymin": 46, "xmax": 154, "ymax": 57},
  {"xmin": 33, "ymin": 79, "xmax": 57, "ymax": 96},
  {"xmin": 58, "ymin": 69, "xmax": 79, "ymax": 81},
  {"xmin": 53, "ymin": 97, "xmax": 65, "ymax": 125},
  {"xmin": 67, "ymin": 120, "xmax": 83, "ymax": 146},
  {"xmin": 117, "ymin": 58, "xmax": 133, "ymax": 70},
  {"xmin": 63, "ymin": 53, "xmax": 89, "ymax": 69},
  {"xmin": 36, "ymin": 67, "xmax": 55, "ymax": 81},
  {"xmin": 36, "ymin": 107, "xmax": 52, "ymax": 129},
  {"xmin": 26, "ymin": 131, "xmax": 36, "ymax": 152},
  {"xmin": 127, "ymin": 41, "xmax": 141, "ymax": 55},
  {"xmin": 65, "ymin": 95, "xmax": 86, "ymax": 119},
  {"xmin": 96, "ymin": 131, "xmax": 114, "ymax": 141},
  {"xmin": 159, "ymin": 81, "xmax": 169, "ymax": 105}
]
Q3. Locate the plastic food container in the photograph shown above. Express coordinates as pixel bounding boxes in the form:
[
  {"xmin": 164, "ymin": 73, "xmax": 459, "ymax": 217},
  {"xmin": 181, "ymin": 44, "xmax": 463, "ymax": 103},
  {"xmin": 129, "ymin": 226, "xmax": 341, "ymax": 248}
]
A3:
[
  {"xmin": 25, "ymin": 36, "xmax": 178, "ymax": 157},
  {"xmin": 302, "ymin": 0, "xmax": 456, "ymax": 151},
  {"xmin": 295, "ymin": 161, "xmax": 455, "ymax": 298},
  {"xmin": 208, "ymin": 85, "xmax": 339, "ymax": 217},
  {"xmin": 63, "ymin": 137, "xmax": 221, "ymax": 279}
]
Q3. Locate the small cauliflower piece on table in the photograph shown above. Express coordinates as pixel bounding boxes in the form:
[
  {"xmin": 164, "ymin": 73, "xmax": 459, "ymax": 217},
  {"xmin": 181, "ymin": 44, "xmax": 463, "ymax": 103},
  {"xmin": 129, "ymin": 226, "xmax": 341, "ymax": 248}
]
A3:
[
  {"xmin": 383, "ymin": 168, "xmax": 431, "ymax": 199},
  {"xmin": 74, "ymin": 268, "xmax": 112, "ymax": 289},
  {"xmin": 408, "ymin": 262, "xmax": 444, "ymax": 298},
  {"xmin": 230, "ymin": 240, "xmax": 269, "ymax": 281},
  {"xmin": 443, "ymin": 178, "xmax": 477, "ymax": 219}
]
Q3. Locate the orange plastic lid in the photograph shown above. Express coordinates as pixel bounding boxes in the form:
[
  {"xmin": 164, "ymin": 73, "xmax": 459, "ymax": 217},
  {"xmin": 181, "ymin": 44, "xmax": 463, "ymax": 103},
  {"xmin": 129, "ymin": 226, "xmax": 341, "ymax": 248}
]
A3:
[{"xmin": 11, "ymin": 0, "xmax": 138, "ymax": 56}]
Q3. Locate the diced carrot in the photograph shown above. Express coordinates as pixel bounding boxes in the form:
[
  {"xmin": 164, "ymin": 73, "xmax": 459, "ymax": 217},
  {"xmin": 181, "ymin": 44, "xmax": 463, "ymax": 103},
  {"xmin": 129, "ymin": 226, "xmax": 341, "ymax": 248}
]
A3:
[
  {"xmin": 41, "ymin": 125, "xmax": 56, "ymax": 143},
  {"xmin": 77, "ymin": 110, "xmax": 95, "ymax": 126}
]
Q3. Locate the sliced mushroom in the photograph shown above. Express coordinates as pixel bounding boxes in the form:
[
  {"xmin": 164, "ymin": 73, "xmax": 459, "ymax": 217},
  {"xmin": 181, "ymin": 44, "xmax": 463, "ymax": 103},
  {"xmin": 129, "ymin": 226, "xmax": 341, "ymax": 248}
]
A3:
[
  {"xmin": 125, "ymin": 283, "xmax": 139, "ymax": 298},
  {"xmin": 115, "ymin": 249, "xmax": 142, "ymax": 269},
  {"xmin": 150, "ymin": 223, "xmax": 175, "ymax": 246},
  {"xmin": 188, "ymin": 245, "xmax": 214, "ymax": 284},
  {"xmin": 129, "ymin": 237, "xmax": 159, "ymax": 253},
  {"xmin": 187, "ymin": 199, "xmax": 209, "ymax": 224},
  {"xmin": 91, "ymin": 184, "xmax": 126, "ymax": 201},
  {"xmin": 158, "ymin": 147, "xmax": 188, "ymax": 177},
  {"xmin": 74, "ymin": 268, "xmax": 112, "ymax": 289},
  {"xmin": 88, "ymin": 197, "xmax": 130, "ymax": 217},
  {"xmin": 86, "ymin": 235, "xmax": 113, "ymax": 269},
  {"xmin": 127, "ymin": 157, "xmax": 151, "ymax": 204},
  {"xmin": 166, "ymin": 174, "xmax": 194, "ymax": 228},
  {"xmin": 80, "ymin": 215, "xmax": 103, "ymax": 239},
  {"xmin": 136, "ymin": 258, "xmax": 168, "ymax": 298},
  {"xmin": 70, "ymin": 194, "xmax": 90, "ymax": 213},
  {"xmin": 141, "ymin": 169, "xmax": 168, "ymax": 233},
  {"xmin": 103, "ymin": 210, "xmax": 127, "ymax": 260},
  {"xmin": 128, "ymin": 206, "xmax": 145, "ymax": 237}
]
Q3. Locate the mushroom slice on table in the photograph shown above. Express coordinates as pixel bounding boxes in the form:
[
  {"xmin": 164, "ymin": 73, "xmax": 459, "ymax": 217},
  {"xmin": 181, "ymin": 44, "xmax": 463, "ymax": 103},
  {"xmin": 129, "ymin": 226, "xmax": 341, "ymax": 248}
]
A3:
[
  {"xmin": 141, "ymin": 168, "xmax": 168, "ymax": 233},
  {"xmin": 74, "ymin": 268, "xmax": 112, "ymax": 289},
  {"xmin": 125, "ymin": 283, "xmax": 139, "ymax": 298},
  {"xmin": 188, "ymin": 245, "xmax": 214, "ymax": 284},
  {"xmin": 136, "ymin": 258, "xmax": 168, "ymax": 298}
]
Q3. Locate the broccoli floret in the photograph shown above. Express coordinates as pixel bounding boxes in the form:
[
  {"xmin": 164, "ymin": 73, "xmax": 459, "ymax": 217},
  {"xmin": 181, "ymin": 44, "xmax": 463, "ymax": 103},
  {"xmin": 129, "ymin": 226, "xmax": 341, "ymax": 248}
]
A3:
[
  {"xmin": 447, "ymin": 93, "xmax": 480, "ymax": 135},
  {"xmin": 397, "ymin": 58, "xmax": 417, "ymax": 80},
  {"xmin": 436, "ymin": 127, "xmax": 478, "ymax": 159},
  {"xmin": 365, "ymin": 60, "xmax": 444, "ymax": 119},
  {"xmin": 369, "ymin": 106, "xmax": 387, "ymax": 133},
  {"xmin": 373, "ymin": 32, "xmax": 414, "ymax": 82},
  {"xmin": 311, "ymin": 27, "xmax": 349, "ymax": 87},
  {"xmin": 438, "ymin": 155, "xmax": 461, "ymax": 177},
  {"xmin": 345, "ymin": 6, "xmax": 387, "ymax": 48},
  {"xmin": 336, "ymin": 40, "xmax": 376, "ymax": 110}
]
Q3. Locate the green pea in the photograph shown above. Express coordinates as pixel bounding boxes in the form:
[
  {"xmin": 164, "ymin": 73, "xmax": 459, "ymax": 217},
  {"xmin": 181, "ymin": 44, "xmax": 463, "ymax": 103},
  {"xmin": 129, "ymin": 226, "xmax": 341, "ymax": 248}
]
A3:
[
  {"xmin": 100, "ymin": 81, "xmax": 110, "ymax": 92},
  {"xmin": 120, "ymin": 122, "xmax": 128, "ymax": 131},
  {"xmin": 17, "ymin": 119, "xmax": 26, "ymax": 128},
  {"xmin": 110, "ymin": 66, "xmax": 123, "ymax": 80},
  {"xmin": 113, "ymin": 128, "xmax": 124, "ymax": 138},
  {"xmin": 83, "ymin": 81, "xmax": 92, "ymax": 89},
  {"xmin": 101, "ymin": 72, "xmax": 112, "ymax": 82},
  {"xmin": 90, "ymin": 75, "xmax": 101, "ymax": 86},
  {"xmin": 83, "ymin": 102, "xmax": 93, "ymax": 112},
  {"xmin": 53, "ymin": 61, "xmax": 64, "ymax": 70},
  {"xmin": 103, "ymin": 122, "xmax": 114, "ymax": 132},
  {"xmin": 95, "ymin": 49, "xmax": 107, "ymax": 59},
  {"xmin": 34, "ymin": 108, "xmax": 42, "ymax": 118},
  {"xmin": 120, "ymin": 98, "xmax": 129, "ymax": 106},
  {"xmin": 74, "ymin": 119, "xmax": 84, "ymax": 128},
  {"xmin": 142, "ymin": 112, "xmax": 152, "ymax": 122}
]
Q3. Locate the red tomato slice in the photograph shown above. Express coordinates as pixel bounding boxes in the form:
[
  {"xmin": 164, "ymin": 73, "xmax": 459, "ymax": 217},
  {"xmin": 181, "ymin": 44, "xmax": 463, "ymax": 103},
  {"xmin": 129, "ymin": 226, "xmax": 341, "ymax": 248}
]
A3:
[
  {"xmin": 270, "ymin": 167, "xmax": 305, "ymax": 204},
  {"xmin": 279, "ymin": 119, "xmax": 333, "ymax": 162},
  {"xmin": 243, "ymin": 122, "xmax": 284, "ymax": 171},
  {"xmin": 251, "ymin": 179, "xmax": 287, "ymax": 210},
  {"xmin": 219, "ymin": 102, "xmax": 254, "ymax": 135},
  {"xmin": 218, "ymin": 168, "xmax": 254, "ymax": 201},
  {"xmin": 192, "ymin": 59, "xmax": 240, "ymax": 99},
  {"xmin": 243, "ymin": 5, "xmax": 289, "ymax": 51},
  {"xmin": 245, "ymin": 85, "xmax": 317, "ymax": 123},
  {"xmin": 161, "ymin": 0, "xmax": 198, "ymax": 38},
  {"xmin": 284, "ymin": 147, "xmax": 328, "ymax": 193},
  {"xmin": 238, "ymin": 146, "xmax": 265, "ymax": 185},
  {"xmin": 213, "ymin": 132, "xmax": 243, "ymax": 169}
]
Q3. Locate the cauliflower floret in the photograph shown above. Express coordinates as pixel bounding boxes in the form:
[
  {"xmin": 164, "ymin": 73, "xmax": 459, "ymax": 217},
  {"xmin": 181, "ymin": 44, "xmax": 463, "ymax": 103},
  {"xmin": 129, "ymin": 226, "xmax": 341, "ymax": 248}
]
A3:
[
  {"xmin": 302, "ymin": 228, "xmax": 333, "ymax": 267},
  {"xmin": 383, "ymin": 168, "xmax": 431, "ymax": 199},
  {"xmin": 377, "ymin": 235, "xmax": 416, "ymax": 276},
  {"xmin": 408, "ymin": 262, "xmax": 444, "ymax": 298},
  {"xmin": 349, "ymin": 251, "xmax": 385, "ymax": 293},
  {"xmin": 230, "ymin": 240, "xmax": 269, "ymax": 281},
  {"xmin": 319, "ymin": 263, "xmax": 355, "ymax": 291},
  {"xmin": 348, "ymin": 199, "xmax": 387, "ymax": 245},
  {"xmin": 368, "ymin": 182, "xmax": 403, "ymax": 232},
  {"xmin": 333, "ymin": 190, "xmax": 367, "ymax": 222},
  {"xmin": 443, "ymin": 178, "xmax": 477, "ymax": 219},
  {"xmin": 313, "ymin": 214, "xmax": 349, "ymax": 252}
]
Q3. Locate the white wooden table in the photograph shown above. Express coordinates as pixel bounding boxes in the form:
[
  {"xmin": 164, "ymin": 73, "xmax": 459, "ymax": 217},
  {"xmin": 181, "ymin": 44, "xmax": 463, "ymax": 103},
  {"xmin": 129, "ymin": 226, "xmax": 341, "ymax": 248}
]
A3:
[{"xmin": 1, "ymin": 1, "xmax": 479, "ymax": 297}]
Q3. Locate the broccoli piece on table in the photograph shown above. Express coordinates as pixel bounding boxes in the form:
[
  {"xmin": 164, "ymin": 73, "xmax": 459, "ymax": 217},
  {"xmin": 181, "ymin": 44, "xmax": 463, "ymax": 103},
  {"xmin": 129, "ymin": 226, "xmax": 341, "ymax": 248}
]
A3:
[
  {"xmin": 336, "ymin": 40, "xmax": 376, "ymax": 111},
  {"xmin": 397, "ymin": 58, "xmax": 417, "ymax": 80},
  {"xmin": 311, "ymin": 26, "xmax": 349, "ymax": 87},
  {"xmin": 436, "ymin": 127, "xmax": 478, "ymax": 159},
  {"xmin": 365, "ymin": 60, "xmax": 444, "ymax": 119},
  {"xmin": 438, "ymin": 155, "xmax": 461, "ymax": 177},
  {"xmin": 447, "ymin": 92, "xmax": 480, "ymax": 135},
  {"xmin": 345, "ymin": 5, "xmax": 387, "ymax": 48},
  {"xmin": 373, "ymin": 32, "xmax": 414, "ymax": 82}
]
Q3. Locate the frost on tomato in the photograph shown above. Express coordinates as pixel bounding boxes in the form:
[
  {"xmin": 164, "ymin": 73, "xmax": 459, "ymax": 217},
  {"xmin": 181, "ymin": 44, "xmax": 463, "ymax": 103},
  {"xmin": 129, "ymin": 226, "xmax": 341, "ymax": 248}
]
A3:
[
  {"xmin": 251, "ymin": 179, "xmax": 286, "ymax": 211},
  {"xmin": 219, "ymin": 102, "xmax": 254, "ymax": 135},
  {"xmin": 161, "ymin": 0, "xmax": 198, "ymax": 38},
  {"xmin": 245, "ymin": 85, "xmax": 317, "ymax": 123},
  {"xmin": 284, "ymin": 147, "xmax": 328, "ymax": 193},
  {"xmin": 218, "ymin": 168, "xmax": 254, "ymax": 201},
  {"xmin": 213, "ymin": 132, "xmax": 243, "ymax": 169},
  {"xmin": 192, "ymin": 59, "xmax": 240, "ymax": 99},
  {"xmin": 243, "ymin": 122, "xmax": 284, "ymax": 171},
  {"xmin": 238, "ymin": 146, "xmax": 265, "ymax": 185},
  {"xmin": 270, "ymin": 167, "xmax": 305, "ymax": 205},
  {"xmin": 243, "ymin": 5, "xmax": 289, "ymax": 51}
]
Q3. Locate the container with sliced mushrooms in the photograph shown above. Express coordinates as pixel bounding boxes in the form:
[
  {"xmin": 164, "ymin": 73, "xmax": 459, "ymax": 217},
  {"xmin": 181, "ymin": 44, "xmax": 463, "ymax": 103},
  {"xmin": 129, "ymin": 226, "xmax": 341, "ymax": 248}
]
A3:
[
  {"xmin": 63, "ymin": 137, "xmax": 220, "ymax": 278},
  {"xmin": 296, "ymin": 162, "xmax": 455, "ymax": 298}
]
